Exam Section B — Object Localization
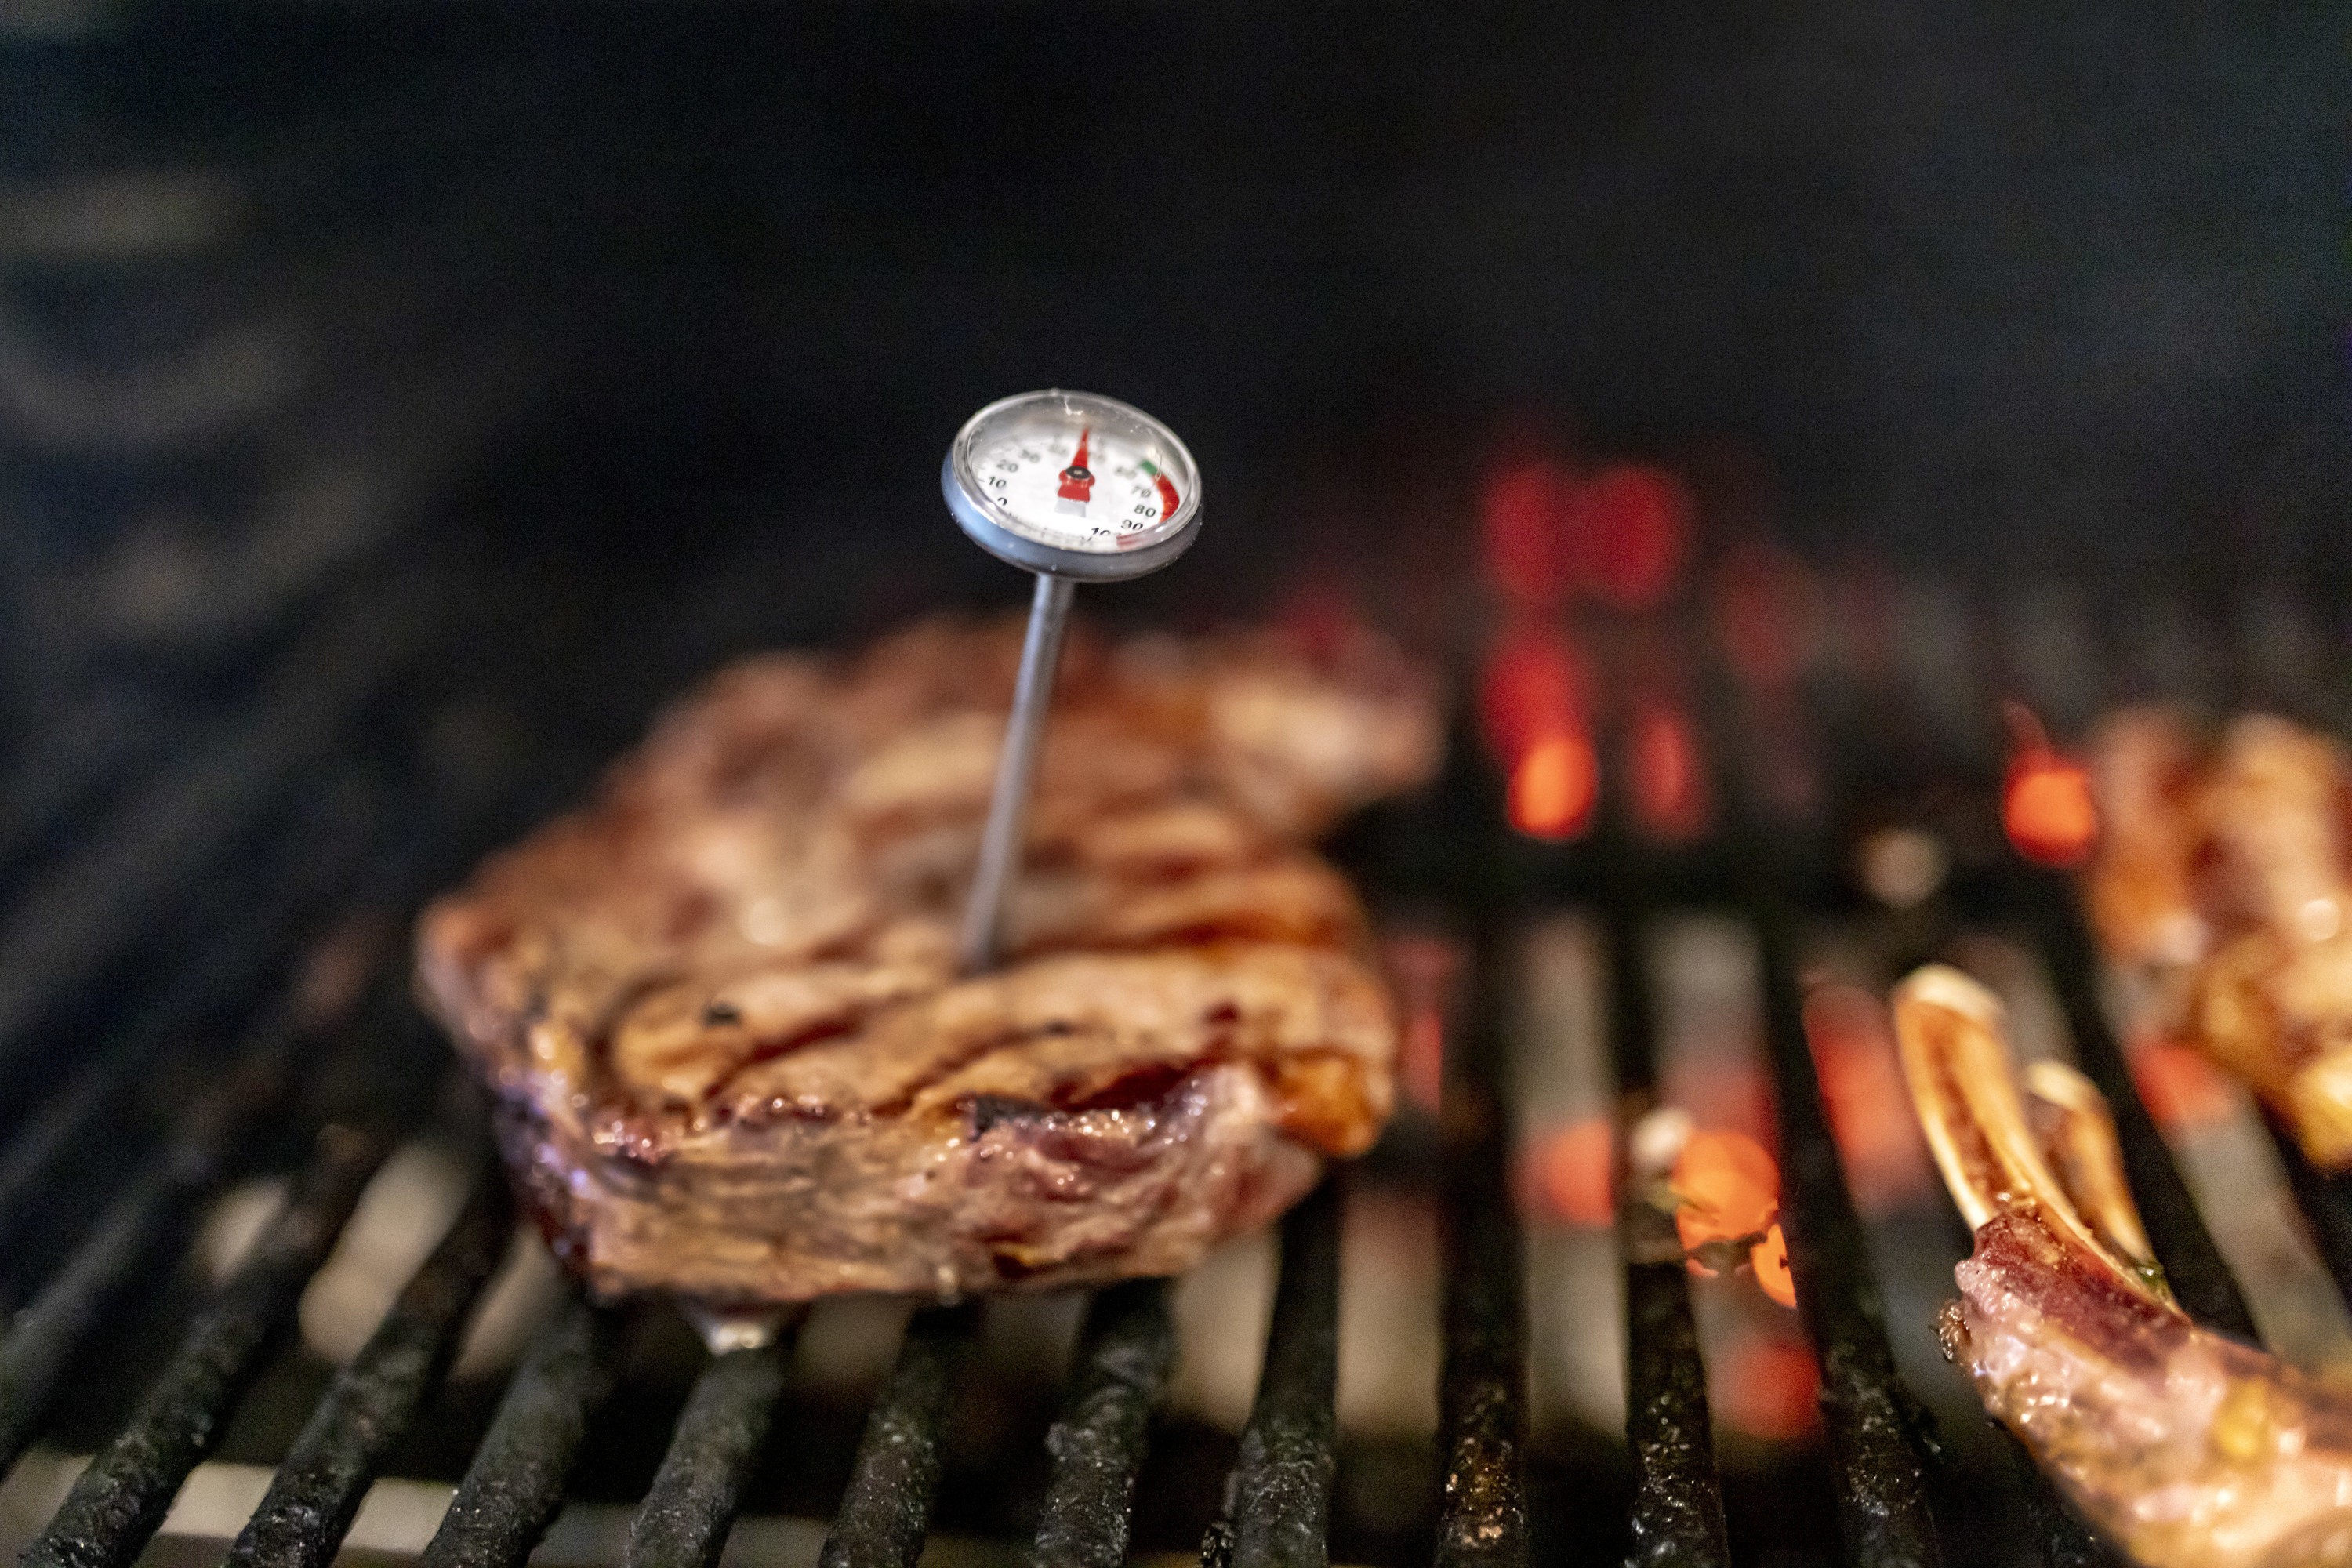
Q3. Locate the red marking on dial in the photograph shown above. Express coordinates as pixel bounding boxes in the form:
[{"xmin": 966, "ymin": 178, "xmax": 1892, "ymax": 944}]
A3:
[
  {"xmin": 1154, "ymin": 472, "xmax": 1180, "ymax": 518},
  {"xmin": 1057, "ymin": 429, "xmax": 1094, "ymax": 505}
]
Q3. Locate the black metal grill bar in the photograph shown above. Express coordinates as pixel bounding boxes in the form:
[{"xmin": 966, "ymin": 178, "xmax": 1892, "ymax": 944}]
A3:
[
  {"xmin": 1602, "ymin": 895, "xmax": 1730, "ymax": 1568},
  {"xmin": 0, "ymin": 862, "xmax": 364, "ymax": 1272},
  {"xmin": 421, "ymin": 1295, "xmax": 623, "ymax": 1568},
  {"xmin": 816, "ymin": 1301, "xmax": 978, "ymax": 1568},
  {"xmin": 1433, "ymin": 920, "xmax": 1527, "ymax": 1568},
  {"xmin": 622, "ymin": 1333, "xmax": 797, "ymax": 1568},
  {"xmin": 221, "ymin": 1163, "xmax": 514, "ymax": 1568},
  {"xmin": 1211, "ymin": 1174, "xmax": 1342, "ymax": 1568},
  {"xmin": 17, "ymin": 1123, "xmax": 393, "ymax": 1568},
  {"xmin": 1751, "ymin": 898, "xmax": 1944, "ymax": 1568},
  {"xmin": 2019, "ymin": 873, "xmax": 2262, "ymax": 1341},
  {"xmin": 0, "ymin": 1029, "xmax": 293, "ymax": 1472},
  {"xmin": 1029, "ymin": 1279, "xmax": 1175, "ymax": 1568}
]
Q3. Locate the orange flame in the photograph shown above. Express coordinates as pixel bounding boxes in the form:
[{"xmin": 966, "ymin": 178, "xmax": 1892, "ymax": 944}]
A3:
[
  {"xmin": 2003, "ymin": 705, "xmax": 2098, "ymax": 867},
  {"xmin": 1671, "ymin": 1129, "xmax": 1779, "ymax": 1258},
  {"xmin": 1509, "ymin": 731, "xmax": 1598, "ymax": 841},
  {"xmin": 1750, "ymin": 1223, "xmax": 1796, "ymax": 1308}
]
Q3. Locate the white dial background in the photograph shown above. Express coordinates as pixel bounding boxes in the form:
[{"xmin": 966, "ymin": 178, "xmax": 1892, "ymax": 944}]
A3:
[{"xmin": 967, "ymin": 423, "xmax": 1182, "ymax": 554}]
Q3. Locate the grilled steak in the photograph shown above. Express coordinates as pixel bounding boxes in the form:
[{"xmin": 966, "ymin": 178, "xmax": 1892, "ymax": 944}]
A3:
[{"xmin": 417, "ymin": 616, "xmax": 1439, "ymax": 1305}]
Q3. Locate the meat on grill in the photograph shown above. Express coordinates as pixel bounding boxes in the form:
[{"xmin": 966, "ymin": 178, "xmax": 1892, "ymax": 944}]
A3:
[
  {"xmin": 1895, "ymin": 965, "xmax": 2352, "ymax": 1568},
  {"xmin": 2086, "ymin": 709, "xmax": 2352, "ymax": 1168},
  {"xmin": 416, "ymin": 615, "xmax": 1440, "ymax": 1306}
]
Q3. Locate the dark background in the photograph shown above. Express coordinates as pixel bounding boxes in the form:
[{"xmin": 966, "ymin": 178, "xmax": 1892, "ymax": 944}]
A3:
[{"xmin": 4, "ymin": 5, "xmax": 2344, "ymax": 691}]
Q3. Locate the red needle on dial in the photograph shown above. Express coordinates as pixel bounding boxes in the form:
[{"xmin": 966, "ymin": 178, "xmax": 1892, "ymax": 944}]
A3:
[{"xmin": 1057, "ymin": 429, "xmax": 1094, "ymax": 505}]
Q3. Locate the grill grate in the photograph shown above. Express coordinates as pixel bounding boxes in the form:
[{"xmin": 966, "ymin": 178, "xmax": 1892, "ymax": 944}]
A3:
[{"xmin": 12, "ymin": 615, "xmax": 2352, "ymax": 1568}]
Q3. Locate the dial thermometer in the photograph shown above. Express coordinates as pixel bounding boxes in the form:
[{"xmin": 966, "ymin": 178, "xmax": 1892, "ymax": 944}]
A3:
[{"xmin": 944, "ymin": 389, "xmax": 1203, "ymax": 971}]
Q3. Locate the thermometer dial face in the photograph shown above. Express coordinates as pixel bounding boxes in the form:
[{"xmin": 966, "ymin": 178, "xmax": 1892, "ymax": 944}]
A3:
[{"xmin": 944, "ymin": 390, "xmax": 1202, "ymax": 581}]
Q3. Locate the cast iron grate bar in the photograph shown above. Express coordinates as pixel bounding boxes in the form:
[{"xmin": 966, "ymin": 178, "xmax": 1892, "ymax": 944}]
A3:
[
  {"xmin": 0, "ymin": 1016, "xmax": 302, "ymax": 1472},
  {"xmin": 422, "ymin": 1294, "xmax": 625, "ymax": 1568},
  {"xmin": 1029, "ymin": 1279, "xmax": 1176, "ymax": 1568},
  {"xmin": 622, "ymin": 1330, "xmax": 798, "ymax": 1568},
  {"xmin": 1751, "ymin": 896, "xmax": 1944, "ymax": 1568},
  {"xmin": 1206, "ymin": 1174, "xmax": 1343, "ymax": 1568},
  {"xmin": 1433, "ymin": 916, "xmax": 1527, "ymax": 1568},
  {"xmin": 2019, "ymin": 873, "xmax": 2262, "ymax": 1341},
  {"xmin": 817, "ymin": 1301, "xmax": 980, "ymax": 1568},
  {"xmin": 19, "ymin": 1123, "xmax": 393, "ymax": 1568},
  {"xmin": 0, "ymin": 803, "xmax": 379, "ymax": 1255},
  {"xmin": 1602, "ymin": 892, "xmax": 1730, "ymax": 1568},
  {"xmin": 222, "ymin": 1163, "xmax": 514, "ymax": 1568}
]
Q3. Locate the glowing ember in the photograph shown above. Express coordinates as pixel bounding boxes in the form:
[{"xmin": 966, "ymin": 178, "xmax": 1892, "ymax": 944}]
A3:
[
  {"xmin": 2005, "ymin": 758, "xmax": 2099, "ymax": 867},
  {"xmin": 1712, "ymin": 1337, "xmax": 1820, "ymax": 1441},
  {"xmin": 1526, "ymin": 1116, "xmax": 1615, "ymax": 1227},
  {"xmin": 1750, "ymin": 1223, "xmax": 1795, "ymax": 1308},
  {"xmin": 1802, "ymin": 985, "xmax": 1936, "ymax": 1212},
  {"xmin": 1630, "ymin": 702, "xmax": 1709, "ymax": 843},
  {"xmin": 1565, "ymin": 464, "xmax": 1693, "ymax": 610},
  {"xmin": 2129, "ymin": 1037, "xmax": 2239, "ymax": 1131},
  {"xmin": 2003, "ymin": 702, "xmax": 2099, "ymax": 867},
  {"xmin": 1479, "ymin": 461, "xmax": 1577, "ymax": 610},
  {"xmin": 1478, "ymin": 624, "xmax": 1587, "ymax": 768},
  {"xmin": 1381, "ymin": 935, "xmax": 1462, "ymax": 1113},
  {"xmin": 1508, "ymin": 731, "xmax": 1598, "ymax": 841},
  {"xmin": 1671, "ymin": 1129, "xmax": 1778, "ymax": 1255}
]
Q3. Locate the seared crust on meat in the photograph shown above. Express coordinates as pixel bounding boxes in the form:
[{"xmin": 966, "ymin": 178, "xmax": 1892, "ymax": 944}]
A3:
[{"xmin": 417, "ymin": 615, "xmax": 1438, "ymax": 1303}]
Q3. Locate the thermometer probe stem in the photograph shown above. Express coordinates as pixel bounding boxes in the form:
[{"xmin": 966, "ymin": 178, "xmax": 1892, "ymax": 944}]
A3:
[{"xmin": 958, "ymin": 572, "xmax": 1076, "ymax": 974}]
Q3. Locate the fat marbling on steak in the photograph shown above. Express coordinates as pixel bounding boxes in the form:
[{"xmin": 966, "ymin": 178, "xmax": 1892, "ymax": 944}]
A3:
[{"xmin": 416, "ymin": 615, "xmax": 1440, "ymax": 1305}]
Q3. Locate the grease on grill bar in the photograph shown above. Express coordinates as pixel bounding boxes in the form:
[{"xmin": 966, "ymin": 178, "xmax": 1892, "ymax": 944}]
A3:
[
  {"xmin": 1751, "ymin": 898, "xmax": 1945, "ymax": 1568},
  {"xmin": 1031, "ymin": 1280, "xmax": 1175, "ymax": 1568},
  {"xmin": 1434, "ymin": 923, "xmax": 1527, "ymax": 1568},
  {"xmin": 1210, "ymin": 1178, "xmax": 1344, "ymax": 1568},
  {"xmin": 223, "ymin": 1165, "xmax": 512, "ymax": 1568},
  {"xmin": 819, "ymin": 1302, "xmax": 978, "ymax": 1568},
  {"xmin": 624, "ymin": 1335, "xmax": 798, "ymax": 1568},
  {"xmin": 1602, "ymin": 894, "xmax": 1729, "ymax": 1568},
  {"xmin": 21, "ymin": 1124, "xmax": 390, "ymax": 1568},
  {"xmin": 422, "ymin": 1297, "xmax": 622, "ymax": 1568}
]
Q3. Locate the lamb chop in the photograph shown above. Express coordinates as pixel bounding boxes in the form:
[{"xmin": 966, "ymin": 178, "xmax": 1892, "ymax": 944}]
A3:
[
  {"xmin": 1893, "ymin": 965, "xmax": 2352, "ymax": 1568},
  {"xmin": 2085, "ymin": 710, "xmax": 2352, "ymax": 1168},
  {"xmin": 416, "ymin": 615, "xmax": 1439, "ymax": 1309}
]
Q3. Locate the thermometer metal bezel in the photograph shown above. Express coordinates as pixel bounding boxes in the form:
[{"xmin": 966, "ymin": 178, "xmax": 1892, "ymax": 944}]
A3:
[{"xmin": 942, "ymin": 389, "xmax": 1203, "ymax": 582}]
